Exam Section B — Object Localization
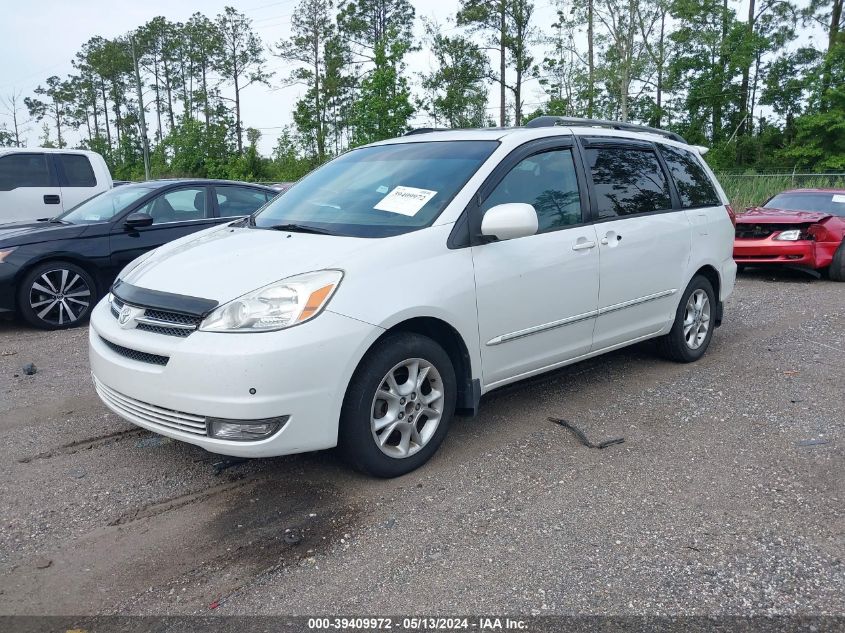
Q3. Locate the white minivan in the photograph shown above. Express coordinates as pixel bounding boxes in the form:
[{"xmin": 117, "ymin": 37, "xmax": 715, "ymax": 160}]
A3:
[
  {"xmin": 89, "ymin": 118, "xmax": 736, "ymax": 477},
  {"xmin": 0, "ymin": 148, "xmax": 112, "ymax": 223}
]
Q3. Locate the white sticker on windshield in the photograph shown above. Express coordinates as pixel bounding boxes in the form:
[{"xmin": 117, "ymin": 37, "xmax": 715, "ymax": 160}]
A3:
[
  {"xmin": 832, "ymin": 194, "xmax": 845, "ymax": 204},
  {"xmin": 374, "ymin": 186, "xmax": 437, "ymax": 216}
]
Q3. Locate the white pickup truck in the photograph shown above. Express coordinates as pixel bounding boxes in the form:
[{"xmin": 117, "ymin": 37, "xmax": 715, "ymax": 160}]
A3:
[{"xmin": 0, "ymin": 148, "xmax": 113, "ymax": 223}]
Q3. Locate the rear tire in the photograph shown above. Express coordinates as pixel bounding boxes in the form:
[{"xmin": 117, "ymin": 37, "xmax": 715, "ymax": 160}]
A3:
[
  {"xmin": 829, "ymin": 243, "xmax": 845, "ymax": 281},
  {"xmin": 338, "ymin": 333, "xmax": 456, "ymax": 478},
  {"xmin": 18, "ymin": 261, "xmax": 96, "ymax": 330},
  {"xmin": 656, "ymin": 275, "xmax": 716, "ymax": 363}
]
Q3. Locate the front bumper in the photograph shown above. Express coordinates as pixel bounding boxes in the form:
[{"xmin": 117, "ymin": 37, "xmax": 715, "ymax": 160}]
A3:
[
  {"xmin": 89, "ymin": 298, "xmax": 383, "ymax": 458},
  {"xmin": 733, "ymin": 237, "xmax": 823, "ymax": 268}
]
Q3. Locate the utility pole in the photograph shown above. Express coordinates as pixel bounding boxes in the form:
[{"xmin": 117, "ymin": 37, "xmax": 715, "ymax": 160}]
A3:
[{"xmin": 130, "ymin": 36, "xmax": 151, "ymax": 180}]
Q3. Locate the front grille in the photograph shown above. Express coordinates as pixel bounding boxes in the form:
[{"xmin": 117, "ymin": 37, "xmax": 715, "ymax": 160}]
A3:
[
  {"xmin": 93, "ymin": 376, "xmax": 208, "ymax": 436},
  {"xmin": 136, "ymin": 323, "xmax": 193, "ymax": 337},
  {"xmin": 110, "ymin": 297, "xmax": 202, "ymax": 337},
  {"xmin": 99, "ymin": 336, "xmax": 169, "ymax": 366},
  {"xmin": 735, "ymin": 224, "xmax": 783, "ymax": 239}
]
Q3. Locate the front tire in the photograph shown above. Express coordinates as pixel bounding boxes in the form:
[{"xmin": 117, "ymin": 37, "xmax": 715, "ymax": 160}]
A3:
[
  {"xmin": 829, "ymin": 242, "xmax": 845, "ymax": 281},
  {"xmin": 338, "ymin": 333, "xmax": 457, "ymax": 478},
  {"xmin": 18, "ymin": 261, "xmax": 96, "ymax": 330},
  {"xmin": 656, "ymin": 275, "xmax": 716, "ymax": 363}
]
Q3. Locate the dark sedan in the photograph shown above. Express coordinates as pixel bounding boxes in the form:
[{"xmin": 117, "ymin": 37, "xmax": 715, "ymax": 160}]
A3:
[{"xmin": 0, "ymin": 179, "xmax": 276, "ymax": 329}]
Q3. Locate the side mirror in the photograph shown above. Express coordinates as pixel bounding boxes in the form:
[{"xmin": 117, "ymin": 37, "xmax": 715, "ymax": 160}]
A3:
[
  {"xmin": 124, "ymin": 212, "xmax": 154, "ymax": 229},
  {"xmin": 480, "ymin": 203, "xmax": 539, "ymax": 242}
]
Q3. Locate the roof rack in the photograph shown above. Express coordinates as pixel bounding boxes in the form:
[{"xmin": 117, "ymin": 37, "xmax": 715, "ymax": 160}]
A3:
[
  {"xmin": 404, "ymin": 127, "xmax": 449, "ymax": 136},
  {"xmin": 524, "ymin": 116, "xmax": 687, "ymax": 144}
]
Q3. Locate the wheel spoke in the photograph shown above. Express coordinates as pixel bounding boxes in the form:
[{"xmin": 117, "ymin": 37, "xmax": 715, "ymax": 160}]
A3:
[
  {"xmin": 32, "ymin": 282, "xmax": 56, "ymax": 297},
  {"xmin": 37, "ymin": 300, "xmax": 58, "ymax": 319},
  {"xmin": 409, "ymin": 425, "xmax": 423, "ymax": 448},
  {"xmin": 385, "ymin": 371, "xmax": 401, "ymax": 396},
  {"xmin": 62, "ymin": 300, "xmax": 78, "ymax": 322},
  {"xmin": 377, "ymin": 420, "xmax": 400, "ymax": 445},
  {"xmin": 373, "ymin": 410, "xmax": 397, "ymax": 432},
  {"xmin": 404, "ymin": 360, "xmax": 419, "ymax": 395},
  {"xmin": 66, "ymin": 297, "xmax": 89, "ymax": 307},
  {"xmin": 41, "ymin": 273, "xmax": 58, "ymax": 293},
  {"xmin": 64, "ymin": 274, "xmax": 81, "ymax": 292},
  {"xmin": 396, "ymin": 424, "xmax": 412, "ymax": 456},
  {"xmin": 59, "ymin": 269, "xmax": 69, "ymax": 293},
  {"xmin": 415, "ymin": 364, "xmax": 431, "ymax": 391},
  {"xmin": 421, "ymin": 388, "xmax": 442, "ymax": 405}
]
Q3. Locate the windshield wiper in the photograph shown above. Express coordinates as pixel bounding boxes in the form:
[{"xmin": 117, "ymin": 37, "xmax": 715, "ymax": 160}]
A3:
[{"xmin": 266, "ymin": 223, "xmax": 334, "ymax": 235}]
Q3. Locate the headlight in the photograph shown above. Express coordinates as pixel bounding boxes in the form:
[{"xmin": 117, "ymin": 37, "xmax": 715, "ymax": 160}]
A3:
[
  {"xmin": 199, "ymin": 269, "xmax": 343, "ymax": 333},
  {"xmin": 118, "ymin": 249, "xmax": 157, "ymax": 281},
  {"xmin": 0, "ymin": 247, "xmax": 17, "ymax": 263},
  {"xmin": 774, "ymin": 229, "xmax": 802, "ymax": 241}
]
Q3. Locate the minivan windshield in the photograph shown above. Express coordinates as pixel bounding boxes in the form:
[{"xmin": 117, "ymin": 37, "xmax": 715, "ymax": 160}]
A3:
[
  {"xmin": 57, "ymin": 185, "xmax": 155, "ymax": 224},
  {"xmin": 253, "ymin": 140, "xmax": 499, "ymax": 237}
]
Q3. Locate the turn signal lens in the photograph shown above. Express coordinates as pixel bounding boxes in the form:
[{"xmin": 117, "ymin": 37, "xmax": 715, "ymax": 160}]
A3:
[{"xmin": 0, "ymin": 247, "xmax": 17, "ymax": 263}]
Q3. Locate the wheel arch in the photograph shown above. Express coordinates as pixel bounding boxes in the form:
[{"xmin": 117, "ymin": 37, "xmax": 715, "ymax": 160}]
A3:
[
  {"xmin": 359, "ymin": 316, "xmax": 480, "ymax": 417},
  {"xmin": 690, "ymin": 264, "xmax": 722, "ymax": 326}
]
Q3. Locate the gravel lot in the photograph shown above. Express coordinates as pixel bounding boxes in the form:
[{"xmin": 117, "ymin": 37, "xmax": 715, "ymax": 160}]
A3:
[{"xmin": 0, "ymin": 270, "xmax": 843, "ymax": 617}]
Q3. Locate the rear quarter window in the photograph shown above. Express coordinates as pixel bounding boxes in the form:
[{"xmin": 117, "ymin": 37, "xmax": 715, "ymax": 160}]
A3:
[
  {"xmin": 58, "ymin": 154, "xmax": 97, "ymax": 187},
  {"xmin": 659, "ymin": 145, "xmax": 720, "ymax": 208}
]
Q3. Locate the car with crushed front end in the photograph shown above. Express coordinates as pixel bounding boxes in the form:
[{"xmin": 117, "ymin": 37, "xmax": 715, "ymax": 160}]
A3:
[
  {"xmin": 0, "ymin": 179, "xmax": 276, "ymax": 329},
  {"xmin": 733, "ymin": 188, "xmax": 845, "ymax": 279},
  {"xmin": 89, "ymin": 117, "xmax": 737, "ymax": 478}
]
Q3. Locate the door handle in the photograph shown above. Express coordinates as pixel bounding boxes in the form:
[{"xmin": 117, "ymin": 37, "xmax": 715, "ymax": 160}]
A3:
[
  {"xmin": 572, "ymin": 240, "xmax": 597, "ymax": 251},
  {"xmin": 43, "ymin": 194, "xmax": 61, "ymax": 205},
  {"xmin": 600, "ymin": 234, "xmax": 623, "ymax": 245}
]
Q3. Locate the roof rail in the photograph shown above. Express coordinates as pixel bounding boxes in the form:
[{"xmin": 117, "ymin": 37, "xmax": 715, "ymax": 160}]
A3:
[
  {"xmin": 524, "ymin": 116, "xmax": 687, "ymax": 144},
  {"xmin": 404, "ymin": 127, "xmax": 449, "ymax": 136}
]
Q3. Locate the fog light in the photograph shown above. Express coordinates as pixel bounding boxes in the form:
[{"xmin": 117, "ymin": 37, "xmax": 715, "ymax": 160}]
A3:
[{"xmin": 207, "ymin": 416, "xmax": 289, "ymax": 441}]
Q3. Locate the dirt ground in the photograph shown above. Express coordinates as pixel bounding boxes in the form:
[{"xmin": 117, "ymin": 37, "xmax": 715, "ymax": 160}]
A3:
[{"xmin": 0, "ymin": 269, "xmax": 843, "ymax": 617}]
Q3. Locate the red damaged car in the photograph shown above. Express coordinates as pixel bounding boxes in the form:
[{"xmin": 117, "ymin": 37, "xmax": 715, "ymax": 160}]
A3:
[{"xmin": 733, "ymin": 189, "xmax": 845, "ymax": 280}]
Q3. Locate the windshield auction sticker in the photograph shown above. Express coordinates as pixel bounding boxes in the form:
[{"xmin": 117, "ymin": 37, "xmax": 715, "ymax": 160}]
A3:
[{"xmin": 374, "ymin": 186, "xmax": 437, "ymax": 216}]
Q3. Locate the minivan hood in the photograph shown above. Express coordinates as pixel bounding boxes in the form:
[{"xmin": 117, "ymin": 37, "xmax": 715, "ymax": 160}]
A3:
[
  {"xmin": 738, "ymin": 207, "xmax": 831, "ymax": 224},
  {"xmin": 123, "ymin": 225, "xmax": 370, "ymax": 304},
  {"xmin": 0, "ymin": 220, "xmax": 86, "ymax": 246}
]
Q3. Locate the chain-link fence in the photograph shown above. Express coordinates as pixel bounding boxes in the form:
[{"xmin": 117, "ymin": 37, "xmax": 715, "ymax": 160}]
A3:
[{"xmin": 716, "ymin": 172, "xmax": 845, "ymax": 210}]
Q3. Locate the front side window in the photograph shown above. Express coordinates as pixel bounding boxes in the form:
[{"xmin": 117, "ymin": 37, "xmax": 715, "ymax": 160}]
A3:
[
  {"xmin": 0, "ymin": 153, "xmax": 50, "ymax": 190},
  {"xmin": 660, "ymin": 145, "xmax": 720, "ymax": 208},
  {"xmin": 216, "ymin": 186, "xmax": 270, "ymax": 216},
  {"xmin": 58, "ymin": 154, "xmax": 96, "ymax": 187},
  {"xmin": 587, "ymin": 146, "xmax": 672, "ymax": 218},
  {"xmin": 58, "ymin": 186, "xmax": 156, "ymax": 223},
  {"xmin": 138, "ymin": 188, "xmax": 209, "ymax": 224},
  {"xmin": 482, "ymin": 149, "xmax": 582, "ymax": 232},
  {"xmin": 253, "ymin": 140, "xmax": 499, "ymax": 237},
  {"xmin": 764, "ymin": 192, "xmax": 845, "ymax": 216}
]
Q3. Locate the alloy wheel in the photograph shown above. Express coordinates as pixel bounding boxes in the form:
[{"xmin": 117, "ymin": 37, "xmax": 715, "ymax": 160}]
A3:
[
  {"xmin": 29, "ymin": 268, "xmax": 92, "ymax": 327},
  {"xmin": 683, "ymin": 289, "xmax": 711, "ymax": 350},
  {"xmin": 370, "ymin": 358, "xmax": 445, "ymax": 459}
]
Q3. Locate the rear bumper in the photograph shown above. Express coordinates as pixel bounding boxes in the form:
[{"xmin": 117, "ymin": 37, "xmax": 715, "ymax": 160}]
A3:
[{"xmin": 733, "ymin": 238, "xmax": 836, "ymax": 269}]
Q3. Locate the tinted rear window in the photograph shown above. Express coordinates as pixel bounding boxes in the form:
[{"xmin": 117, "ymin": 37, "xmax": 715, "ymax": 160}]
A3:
[
  {"xmin": 586, "ymin": 147, "xmax": 672, "ymax": 218},
  {"xmin": 660, "ymin": 145, "xmax": 720, "ymax": 208},
  {"xmin": 59, "ymin": 154, "xmax": 97, "ymax": 187},
  {"xmin": 0, "ymin": 153, "xmax": 50, "ymax": 190},
  {"xmin": 765, "ymin": 192, "xmax": 845, "ymax": 216}
]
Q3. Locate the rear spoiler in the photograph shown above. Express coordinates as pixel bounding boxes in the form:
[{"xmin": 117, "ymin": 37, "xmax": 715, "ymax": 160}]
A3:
[{"xmin": 693, "ymin": 145, "xmax": 709, "ymax": 156}]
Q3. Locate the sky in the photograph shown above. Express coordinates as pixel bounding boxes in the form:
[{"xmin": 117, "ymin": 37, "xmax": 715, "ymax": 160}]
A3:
[
  {"xmin": 0, "ymin": 0, "xmax": 564, "ymax": 155},
  {"xmin": 0, "ymin": 0, "xmax": 813, "ymax": 156}
]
